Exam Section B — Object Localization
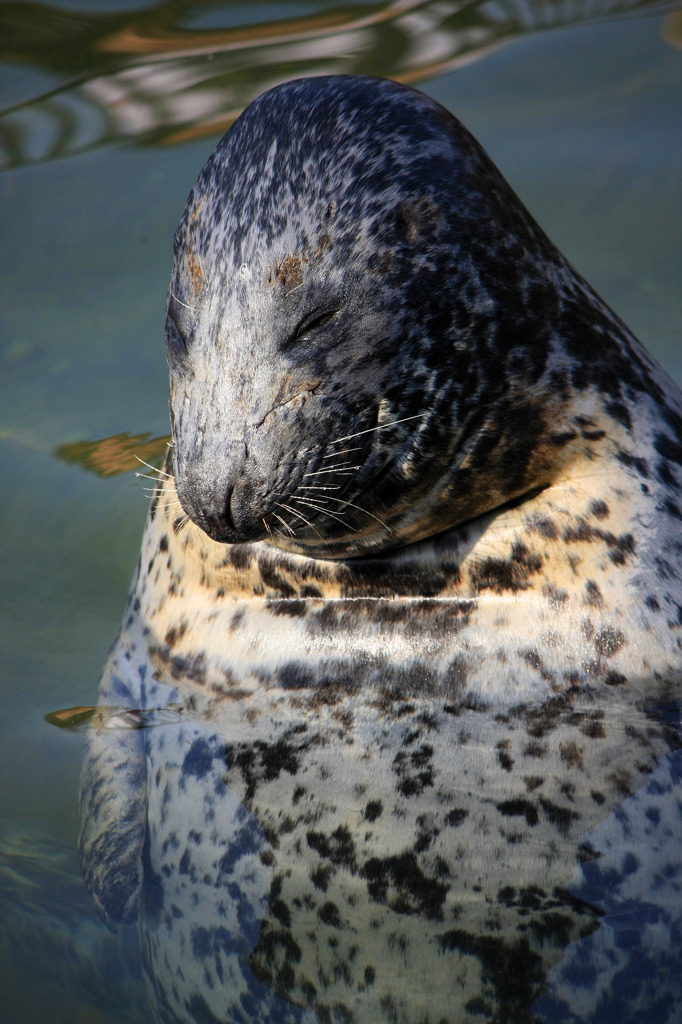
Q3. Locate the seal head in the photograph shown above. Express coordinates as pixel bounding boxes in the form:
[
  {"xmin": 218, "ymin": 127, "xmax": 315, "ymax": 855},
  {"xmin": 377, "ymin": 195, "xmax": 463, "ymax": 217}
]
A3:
[{"xmin": 166, "ymin": 75, "xmax": 669, "ymax": 561}]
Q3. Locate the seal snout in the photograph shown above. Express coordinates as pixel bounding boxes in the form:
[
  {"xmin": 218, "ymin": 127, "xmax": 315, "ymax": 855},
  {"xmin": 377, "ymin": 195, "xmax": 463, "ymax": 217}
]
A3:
[
  {"xmin": 200, "ymin": 479, "xmax": 271, "ymax": 545},
  {"xmin": 174, "ymin": 452, "xmax": 271, "ymax": 545}
]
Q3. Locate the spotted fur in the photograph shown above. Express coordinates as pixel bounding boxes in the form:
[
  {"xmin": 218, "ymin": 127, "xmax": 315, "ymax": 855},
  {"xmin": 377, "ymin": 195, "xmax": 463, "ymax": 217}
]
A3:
[{"xmin": 80, "ymin": 76, "xmax": 682, "ymax": 1023}]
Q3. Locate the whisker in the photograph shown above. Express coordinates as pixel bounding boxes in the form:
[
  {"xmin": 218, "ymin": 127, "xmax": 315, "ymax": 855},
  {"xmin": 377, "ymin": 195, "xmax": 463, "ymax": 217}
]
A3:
[
  {"xmin": 272, "ymin": 512, "xmax": 296, "ymax": 537},
  {"xmin": 290, "ymin": 496, "xmax": 359, "ymax": 532},
  {"xmin": 136, "ymin": 472, "xmax": 174, "ymax": 483},
  {"xmin": 134, "ymin": 456, "xmax": 174, "ymax": 479},
  {"xmin": 322, "ymin": 494, "xmax": 392, "ymax": 533},
  {"xmin": 262, "ymin": 517, "xmax": 273, "ymax": 538},
  {"xmin": 170, "ymin": 291, "xmax": 196, "ymax": 312},
  {"xmin": 322, "ymin": 447, "xmax": 362, "ymax": 458},
  {"xmin": 273, "ymin": 490, "xmax": 329, "ymax": 505},
  {"xmin": 329, "ymin": 413, "xmax": 426, "ymax": 446},
  {"xmin": 298, "ymin": 495, "xmax": 330, "ymax": 505},
  {"xmin": 303, "ymin": 465, "xmax": 360, "ymax": 477},
  {"xmin": 281, "ymin": 441, "xmax": 319, "ymax": 462},
  {"xmin": 293, "ymin": 496, "xmax": 345, "ymax": 514},
  {"xmin": 277, "ymin": 502, "xmax": 322, "ymax": 538},
  {"xmin": 173, "ymin": 514, "xmax": 191, "ymax": 534},
  {"xmin": 299, "ymin": 485, "xmax": 342, "ymax": 491}
]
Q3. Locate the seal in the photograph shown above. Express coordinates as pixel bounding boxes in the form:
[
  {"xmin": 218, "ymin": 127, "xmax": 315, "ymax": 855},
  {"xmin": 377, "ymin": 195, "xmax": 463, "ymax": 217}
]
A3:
[{"xmin": 77, "ymin": 76, "xmax": 682, "ymax": 1024}]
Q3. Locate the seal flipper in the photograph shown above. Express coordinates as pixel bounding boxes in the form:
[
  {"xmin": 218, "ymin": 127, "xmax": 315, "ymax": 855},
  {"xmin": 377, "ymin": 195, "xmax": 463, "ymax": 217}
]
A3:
[{"xmin": 78, "ymin": 657, "xmax": 147, "ymax": 930}]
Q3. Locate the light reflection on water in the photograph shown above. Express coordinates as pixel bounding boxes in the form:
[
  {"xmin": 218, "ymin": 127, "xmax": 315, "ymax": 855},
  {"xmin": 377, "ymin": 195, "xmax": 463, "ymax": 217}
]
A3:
[
  {"xmin": 1, "ymin": 0, "xmax": 680, "ymax": 166},
  {"xmin": 0, "ymin": 2, "xmax": 681, "ymax": 1022}
]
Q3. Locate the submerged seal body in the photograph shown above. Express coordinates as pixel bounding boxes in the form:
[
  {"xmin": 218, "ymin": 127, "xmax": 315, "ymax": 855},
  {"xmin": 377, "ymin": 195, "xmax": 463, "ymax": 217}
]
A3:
[
  {"xmin": 144, "ymin": 74, "xmax": 682, "ymax": 698},
  {"xmin": 77, "ymin": 76, "xmax": 682, "ymax": 1024}
]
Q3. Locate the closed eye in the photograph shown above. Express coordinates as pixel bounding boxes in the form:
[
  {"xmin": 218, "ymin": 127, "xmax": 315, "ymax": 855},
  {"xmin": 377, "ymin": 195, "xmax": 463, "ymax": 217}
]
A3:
[
  {"xmin": 165, "ymin": 314, "xmax": 189, "ymax": 362},
  {"xmin": 287, "ymin": 308, "xmax": 339, "ymax": 346}
]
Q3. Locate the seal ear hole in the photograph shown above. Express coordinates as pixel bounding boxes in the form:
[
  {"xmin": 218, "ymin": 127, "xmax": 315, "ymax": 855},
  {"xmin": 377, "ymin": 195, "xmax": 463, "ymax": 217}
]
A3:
[{"xmin": 396, "ymin": 206, "xmax": 420, "ymax": 245}]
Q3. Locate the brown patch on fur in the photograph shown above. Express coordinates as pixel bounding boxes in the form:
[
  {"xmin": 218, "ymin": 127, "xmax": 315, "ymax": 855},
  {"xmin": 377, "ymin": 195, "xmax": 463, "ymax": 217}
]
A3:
[
  {"xmin": 276, "ymin": 254, "xmax": 304, "ymax": 290},
  {"xmin": 165, "ymin": 622, "xmax": 187, "ymax": 648},
  {"xmin": 187, "ymin": 252, "xmax": 202, "ymax": 300}
]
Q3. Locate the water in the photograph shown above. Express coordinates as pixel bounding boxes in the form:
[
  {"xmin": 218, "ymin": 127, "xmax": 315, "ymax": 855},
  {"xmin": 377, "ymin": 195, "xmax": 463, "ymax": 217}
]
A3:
[{"xmin": 1, "ymin": 2, "xmax": 681, "ymax": 1021}]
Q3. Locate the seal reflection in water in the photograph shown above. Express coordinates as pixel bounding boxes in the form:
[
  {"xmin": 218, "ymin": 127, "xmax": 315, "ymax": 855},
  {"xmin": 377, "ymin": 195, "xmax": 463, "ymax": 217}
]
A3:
[{"xmin": 80, "ymin": 77, "xmax": 682, "ymax": 1024}]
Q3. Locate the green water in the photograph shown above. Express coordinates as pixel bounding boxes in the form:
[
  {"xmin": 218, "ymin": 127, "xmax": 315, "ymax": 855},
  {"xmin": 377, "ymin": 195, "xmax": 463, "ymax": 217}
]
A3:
[{"xmin": 0, "ymin": 2, "xmax": 681, "ymax": 1020}]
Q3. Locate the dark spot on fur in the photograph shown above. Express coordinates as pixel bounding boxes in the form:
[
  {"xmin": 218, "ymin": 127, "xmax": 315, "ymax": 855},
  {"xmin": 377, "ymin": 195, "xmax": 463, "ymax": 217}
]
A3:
[
  {"xmin": 654, "ymin": 431, "xmax": 682, "ymax": 467},
  {"xmin": 559, "ymin": 741, "xmax": 583, "ymax": 769},
  {"xmin": 584, "ymin": 580, "xmax": 603, "ymax": 608},
  {"xmin": 605, "ymin": 401, "xmax": 631, "ymax": 430},
  {"xmin": 616, "ymin": 447, "xmax": 649, "ymax": 478},
  {"xmin": 444, "ymin": 808, "xmax": 468, "ymax": 826},
  {"xmin": 588, "ymin": 499, "xmax": 608, "ymax": 519},
  {"xmin": 526, "ymin": 514, "xmax": 558, "ymax": 540},
  {"xmin": 311, "ymin": 864, "xmax": 332, "ymax": 892},
  {"xmin": 470, "ymin": 542, "xmax": 543, "ymax": 594},
  {"xmin": 543, "ymin": 584, "xmax": 568, "ymax": 610},
  {"xmin": 182, "ymin": 738, "xmax": 216, "ymax": 780},
  {"xmin": 271, "ymin": 898, "xmax": 291, "ymax": 928},
  {"xmin": 548, "ymin": 430, "xmax": 578, "ymax": 446},
  {"xmin": 521, "ymin": 648, "xmax": 555, "ymax": 682},
  {"xmin": 249, "ymin": 921, "xmax": 301, "ymax": 995},
  {"xmin": 657, "ymin": 459, "xmax": 677, "ymax": 487},
  {"xmin": 318, "ymin": 901, "xmax": 341, "ymax": 927},
  {"xmin": 539, "ymin": 797, "xmax": 578, "ymax": 836},
  {"xmin": 364, "ymin": 800, "xmax": 383, "ymax": 823},
  {"xmin": 306, "ymin": 826, "xmax": 356, "ymax": 869},
  {"xmin": 496, "ymin": 799, "xmax": 538, "ymax": 827},
  {"xmin": 229, "ymin": 545, "xmax": 252, "ymax": 570},
  {"xmin": 362, "ymin": 852, "xmax": 447, "ymax": 920},
  {"xmin": 663, "ymin": 498, "xmax": 682, "ymax": 520},
  {"xmin": 594, "ymin": 627, "xmax": 625, "ymax": 658},
  {"xmin": 225, "ymin": 729, "xmax": 310, "ymax": 802},
  {"xmin": 278, "ymin": 662, "xmax": 317, "ymax": 689},
  {"xmin": 465, "ymin": 996, "xmax": 494, "ymax": 1017},
  {"xmin": 258, "ymin": 561, "xmax": 297, "ymax": 598},
  {"xmin": 229, "ymin": 609, "xmax": 244, "ymax": 631},
  {"xmin": 497, "ymin": 742, "xmax": 513, "ymax": 772},
  {"xmin": 164, "ymin": 621, "xmax": 187, "ymax": 648},
  {"xmin": 438, "ymin": 931, "xmax": 544, "ymax": 1012},
  {"xmin": 392, "ymin": 744, "xmax": 434, "ymax": 797},
  {"xmin": 268, "ymin": 599, "xmax": 307, "ymax": 617}
]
